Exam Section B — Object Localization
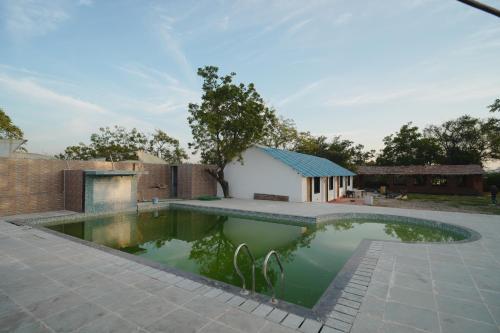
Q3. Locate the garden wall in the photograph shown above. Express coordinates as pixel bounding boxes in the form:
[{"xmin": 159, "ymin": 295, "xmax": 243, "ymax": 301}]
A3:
[{"xmin": 0, "ymin": 157, "xmax": 216, "ymax": 216}]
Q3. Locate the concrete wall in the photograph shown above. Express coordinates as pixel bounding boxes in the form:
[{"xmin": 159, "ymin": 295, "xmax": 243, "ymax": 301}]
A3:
[
  {"xmin": 84, "ymin": 175, "xmax": 137, "ymax": 213},
  {"xmin": 218, "ymin": 147, "xmax": 304, "ymax": 202}
]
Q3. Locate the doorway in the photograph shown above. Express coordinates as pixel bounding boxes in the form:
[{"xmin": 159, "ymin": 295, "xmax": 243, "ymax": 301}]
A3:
[{"xmin": 171, "ymin": 166, "xmax": 178, "ymax": 198}]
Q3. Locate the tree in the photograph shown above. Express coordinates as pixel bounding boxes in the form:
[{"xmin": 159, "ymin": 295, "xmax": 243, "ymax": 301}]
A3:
[
  {"xmin": 425, "ymin": 115, "xmax": 499, "ymax": 165},
  {"xmin": 148, "ymin": 130, "xmax": 188, "ymax": 164},
  {"xmin": 259, "ymin": 115, "xmax": 299, "ymax": 150},
  {"xmin": 292, "ymin": 132, "xmax": 374, "ymax": 169},
  {"xmin": 0, "ymin": 108, "xmax": 24, "ymax": 140},
  {"xmin": 58, "ymin": 126, "xmax": 187, "ymax": 163},
  {"xmin": 376, "ymin": 123, "xmax": 442, "ymax": 166},
  {"xmin": 188, "ymin": 66, "xmax": 275, "ymax": 197},
  {"xmin": 488, "ymin": 98, "xmax": 500, "ymax": 113}
]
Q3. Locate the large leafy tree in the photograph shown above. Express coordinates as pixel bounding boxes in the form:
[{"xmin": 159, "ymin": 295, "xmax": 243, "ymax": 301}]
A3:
[
  {"xmin": 425, "ymin": 115, "xmax": 499, "ymax": 166},
  {"xmin": 376, "ymin": 123, "xmax": 442, "ymax": 166},
  {"xmin": 0, "ymin": 108, "xmax": 24, "ymax": 140},
  {"xmin": 188, "ymin": 66, "xmax": 275, "ymax": 197},
  {"xmin": 58, "ymin": 126, "xmax": 187, "ymax": 163}
]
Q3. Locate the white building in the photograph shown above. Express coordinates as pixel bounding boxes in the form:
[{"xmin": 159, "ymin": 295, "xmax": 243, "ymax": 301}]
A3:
[{"xmin": 218, "ymin": 145, "xmax": 356, "ymax": 202}]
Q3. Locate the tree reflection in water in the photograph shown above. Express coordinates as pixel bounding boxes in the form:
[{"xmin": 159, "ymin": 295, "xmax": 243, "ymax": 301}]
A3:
[
  {"xmin": 383, "ymin": 223, "xmax": 457, "ymax": 242},
  {"xmin": 189, "ymin": 218, "xmax": 322, "ymax": 294}
]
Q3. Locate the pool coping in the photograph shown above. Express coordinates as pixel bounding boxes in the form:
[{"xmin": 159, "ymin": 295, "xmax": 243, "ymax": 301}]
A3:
[{"xmin": 9, "ymin": 202, "xmax": 483, "ymax": 331}]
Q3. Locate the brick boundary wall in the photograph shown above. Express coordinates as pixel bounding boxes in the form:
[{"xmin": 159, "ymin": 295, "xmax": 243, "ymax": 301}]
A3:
[{"xmin": 0, "ymin": 158, "xmax": 216, "ymax": 216}]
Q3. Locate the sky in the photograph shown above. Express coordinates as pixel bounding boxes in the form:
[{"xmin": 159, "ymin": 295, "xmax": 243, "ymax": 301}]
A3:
[{"xmin": 0, "ymin": 0, "xmax": 499, "ymax": 165}]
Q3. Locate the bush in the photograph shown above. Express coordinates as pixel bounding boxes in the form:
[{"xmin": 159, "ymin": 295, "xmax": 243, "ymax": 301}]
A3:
[
  {"xmin": 196, "ymin": 195, "xmax": 221, "ymax": 201},
  {"xmin": 484, "ymin": 172, "xmax": 500, "ymax": 191}
]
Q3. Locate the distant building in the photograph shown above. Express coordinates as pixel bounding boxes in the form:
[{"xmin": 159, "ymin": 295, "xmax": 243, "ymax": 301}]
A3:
[
  {"xmin": 355, "ymin": 165, "xmax": 484, "ymax": 195},
  {"xmin": 219, "ymin": 145, "xmax": 356, "ymax": 202}
]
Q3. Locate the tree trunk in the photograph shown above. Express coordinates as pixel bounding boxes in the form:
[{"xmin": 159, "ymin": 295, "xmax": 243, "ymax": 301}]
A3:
[
  {"xmin": 219, "ymin": 179, "xmax": 229, "ymax": 198},
  {"xmin": 206, "ymin": 167, "xmax": 230, "ymax": 198}
]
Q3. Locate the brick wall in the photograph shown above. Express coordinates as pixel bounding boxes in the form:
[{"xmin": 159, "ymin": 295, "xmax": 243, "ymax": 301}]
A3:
[
  {"xmin": 0, "ymin": 157, "xmax": 217, "ymax": 216},
  {"xmin": 0, "ymin": 157, "xmax": 171, "ymax": 216},
  {"xmin": 356, "ymin": 174, "xmax": 484, "ymax": 195},
  {"xmin": 64, "ymin": 170, "xmax": 84, "ymax": 212},
  {"xmin": 176, "ymin": 164, "xmax": 217, "ymax": 199}
]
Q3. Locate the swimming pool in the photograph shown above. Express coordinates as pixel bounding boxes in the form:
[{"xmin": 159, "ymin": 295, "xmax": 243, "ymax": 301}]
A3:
[{"xmin": 45, "ymin": 207, "xmax": 468, "ymax": 308}]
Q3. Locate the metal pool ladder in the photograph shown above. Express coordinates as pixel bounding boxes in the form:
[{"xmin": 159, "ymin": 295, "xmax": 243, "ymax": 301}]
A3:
[
  {"xmin": 233, "ymin": 243, "xmax": 255, "ymax": 295},
  {"xmin": 263, "ymin": 250, "xmax": 285, "ymax": 304}
]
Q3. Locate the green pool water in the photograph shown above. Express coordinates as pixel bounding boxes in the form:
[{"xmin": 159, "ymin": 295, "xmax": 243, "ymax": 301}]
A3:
[{"xmin": 47, "ymin": 208, "xmax": 466, "ymax": 308}]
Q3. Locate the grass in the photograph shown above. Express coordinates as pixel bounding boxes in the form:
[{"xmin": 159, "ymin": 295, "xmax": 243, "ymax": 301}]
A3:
[
  {"xmin": 407, "ymin": 193, "xmax": 500, "ymax": 215},
  {"xmin": 196, "ymin": 195, "xmax": 221, "ymax": 201}
]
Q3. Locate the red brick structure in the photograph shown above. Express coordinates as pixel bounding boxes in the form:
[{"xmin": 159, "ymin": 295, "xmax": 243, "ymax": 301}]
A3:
[
  {"xmin": 176, "ymin": 164, "xmax": 217, "ymax": 199},
  {"xmin": 0, "ymin": 157, "xmax": 217, "ymax": 216},
  {"xmin": 355, "ymin": 165, "xmax": 484, "ymax": 195}
]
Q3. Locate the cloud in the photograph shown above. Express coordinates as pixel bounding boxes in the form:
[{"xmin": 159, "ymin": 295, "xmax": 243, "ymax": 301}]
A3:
[
  {"xmin": 275, "ymin": 78, "xmax": 332, "ymax": 107},
  {"xmin": 0, "ymin": 70, "xmax": 160, "ymax": 151},
  {"xmin": 324, "ymin": 79, "xmax": 500, "ymax": 107},
  {"xmin": 116, "ymin": 62, "xmax": 199, "ymax": 115},
  {"xmin": 287, "ymin": 19, "xmax": 312, "ymax": 35},
  {"xmin": 117, "ymin": 63, "xmax": 179, "ymax": 86},
  {"xmin": 3, "ymin": 0, "xmax": 70, "ymax": 39},
  {"xmin": 152, "ymin": 6, "xmax": 196, "ymax": 83},
  {"xmin": 78, "ymin": 0, "xmax": 93, "ymax": 6},
  {"xmin": 0, "ymin": 73, "xmax": 107, "ymax": 115},
  {"xmin": 333, "ymin": 12, "xmax": 352, "ymax": 26}
]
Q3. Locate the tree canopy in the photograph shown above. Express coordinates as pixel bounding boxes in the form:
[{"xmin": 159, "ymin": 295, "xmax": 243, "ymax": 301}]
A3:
[
  {"xmin": 0, "ymin": 108, "xmax": 24, "ymax": 140},
  {"xmin": 376, "ymin": 123, "xmax": 442, "ymax": 166},
  {"xmin": 57, "ymin": 126, "xmax": 187, "ymax": 163},
  {"xmin": 376, "ymin": 116, "xmax": 499, "ymax": 166},
  {"xmin": 488, "ymin": 98, "xmax": 500, "ymax": 113},
  {"xmin": 425, "ymin": 115, "xmax": 499, "ymax": 165},
  {"xmin": 293, "ymin": 132, "xmax": 374, "ymax": 170},
  {"xmin": 188, "ymin": 66, "xmax": 275, "ymax": 197}
]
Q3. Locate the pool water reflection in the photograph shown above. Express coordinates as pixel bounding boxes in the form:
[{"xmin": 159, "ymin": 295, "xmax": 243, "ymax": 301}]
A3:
[{"xmin": 47, "ymin": 208, "xmax": 465, "ymax": 308}]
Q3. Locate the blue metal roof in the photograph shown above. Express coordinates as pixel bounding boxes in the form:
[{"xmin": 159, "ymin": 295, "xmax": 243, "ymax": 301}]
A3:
[{"xmin": 257, "ymin": 146, "xmax": 356, "ymax": 177}]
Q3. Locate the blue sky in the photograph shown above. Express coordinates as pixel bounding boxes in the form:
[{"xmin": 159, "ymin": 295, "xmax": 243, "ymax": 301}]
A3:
[{"xmin": 1, "ymin": 0, "xmax": 499, "ymax": 162}]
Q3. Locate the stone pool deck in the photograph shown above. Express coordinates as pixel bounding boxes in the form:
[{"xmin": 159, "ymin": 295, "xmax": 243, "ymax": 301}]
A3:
[{"xmin": 1, "ymin": 199, "xmax": 500, "ymax": 333}]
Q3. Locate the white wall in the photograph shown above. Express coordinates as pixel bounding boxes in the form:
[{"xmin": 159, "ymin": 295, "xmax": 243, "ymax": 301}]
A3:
[{"xmin": 218, "ymin": 147, "xmax": 304, "ymax": 202}]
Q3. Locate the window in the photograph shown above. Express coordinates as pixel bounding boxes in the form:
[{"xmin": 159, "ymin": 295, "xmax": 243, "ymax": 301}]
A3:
[
  {"xmin": 347, "ymin": 176, "xmax": 351, "ymax": 186},
  {"xmin": 431, "ymin": 176, "xmax": 447, "ymax": 186},
  {"xmin": 329, "ymin": 176, "xmax": 334, "ymax": 190},
  {"xmin": 339, "ymin": 176, "xmax": 344, "ymax": 188},
  {"xmin": 413, "ymin": 175, "xmax": 426, "ymax": 186},
  {"xmin": 457, "ymin": 175, "xmax": 467, "ymax": 187},
  {"xmin": 313, "ymin": 177, "xmax": 321, "ymax": 194},
  {"xmin": 393, "ymin": 176, "xmax": 407, "ymax": 186}
]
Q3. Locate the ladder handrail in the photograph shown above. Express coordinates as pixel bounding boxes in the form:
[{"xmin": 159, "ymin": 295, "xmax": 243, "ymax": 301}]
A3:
[
  {"xmin": 263, "ymin": 250, "xmax": 285, "ymax": 304},
  {"xmin": 233, "ymin": 243, "xmax": 256, "ymax": 295}
]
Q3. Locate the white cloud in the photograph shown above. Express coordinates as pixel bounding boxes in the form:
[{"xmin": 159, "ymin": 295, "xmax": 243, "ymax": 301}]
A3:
[
  {"xmin": 276, "ymin": 78, "xmax": 331, "ymax": 107},
  {"xmin": 287, "ymin": 19, "xmax": 312, "ymax": 35},
  {"xmin": 0, "ymin": 70, "xmax": 162, "ymax": 153},
  {"xmin": 78, "ymin": 0, "xmax": 93, "ymax": 6},
  {"xmin": 4, "ymin": 0, "xmax": 70, "ymax": 39},
  {"xmin": 0, "ymin": 73, "xmax": 107, "ymax": 115},
  {"xmin": 333, "ymin": 12, "xmax": 352, "ymax": 26}
]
